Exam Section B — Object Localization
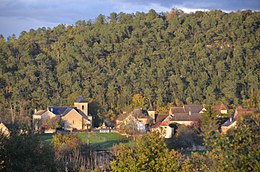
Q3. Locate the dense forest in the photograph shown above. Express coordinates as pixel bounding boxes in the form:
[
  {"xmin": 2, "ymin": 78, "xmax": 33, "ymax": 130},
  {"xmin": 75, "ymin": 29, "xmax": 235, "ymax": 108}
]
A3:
[{"xmin": 0, "ymin": 9, "xmax": 259, "ymax": 125}]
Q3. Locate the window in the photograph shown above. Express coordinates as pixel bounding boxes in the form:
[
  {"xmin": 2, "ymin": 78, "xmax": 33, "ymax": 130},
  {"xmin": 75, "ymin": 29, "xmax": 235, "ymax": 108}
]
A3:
[
  {"xmin": 73, "ymin": 120, "xmax": 74, "ymax": 124},
  {"xmin": 82, "ymin": 105, "xmax": 84, "ymax": 110}
]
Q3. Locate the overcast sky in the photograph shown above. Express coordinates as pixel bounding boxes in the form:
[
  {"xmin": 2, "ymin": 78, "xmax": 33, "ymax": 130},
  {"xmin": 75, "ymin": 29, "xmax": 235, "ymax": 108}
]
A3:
[{"xmin": 0, "ymin": 0, "xmax": 259, "ymax": 38}]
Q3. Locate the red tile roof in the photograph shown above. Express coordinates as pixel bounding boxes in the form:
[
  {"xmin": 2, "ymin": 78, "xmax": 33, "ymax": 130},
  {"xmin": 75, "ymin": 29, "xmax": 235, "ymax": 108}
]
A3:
[
  {"xmin": 160, "ymin": 123, "xmax": 169, "ymax": 127},
  {"xmin": 212, "ymin": 103, "xmax": 227, "ymax": 113}
]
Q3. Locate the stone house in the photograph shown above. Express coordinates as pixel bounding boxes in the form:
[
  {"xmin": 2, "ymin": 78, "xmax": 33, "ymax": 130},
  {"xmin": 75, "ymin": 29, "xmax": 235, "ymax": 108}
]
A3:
[
  {"xmin": 212, "ymin": 103, "xmax": 228, "ymax": 116},
  {"xmin": 152, "ymin": 122, "xmax": 174, "ymax": 138},
  {"xmin": 33, "ymin": 96, "xmax": 92, "ymax": 132},
  {"xmin": 116, "ymin": 109, "xmax": 152, "ymax": 134},
  {"xmin": 151, "ymin": 114, "xmax": 170, "ymax": 138},
  {"xmin": 221, "ymin": 106, "xmax": 257, "ymax": 134},
  {"xmin": 164, "ymin": 105, "xmax": 205, "ymax": 126},
  {"xmin": 221, "ymin": 118, "xmax": 237, "ymax": 134}
]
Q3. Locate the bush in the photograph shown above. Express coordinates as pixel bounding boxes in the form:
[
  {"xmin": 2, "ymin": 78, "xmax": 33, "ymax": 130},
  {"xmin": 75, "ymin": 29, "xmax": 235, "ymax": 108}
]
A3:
[{"xmin": 0, "ymin": 131, "xmax": 57, "ymax": 172}]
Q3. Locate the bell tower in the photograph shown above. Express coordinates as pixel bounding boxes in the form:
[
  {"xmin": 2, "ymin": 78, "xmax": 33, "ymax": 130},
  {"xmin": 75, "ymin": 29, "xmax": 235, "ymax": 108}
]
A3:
[{"xmin": 74, "ymin": 95, "xmax": 88, "ymax": 115}]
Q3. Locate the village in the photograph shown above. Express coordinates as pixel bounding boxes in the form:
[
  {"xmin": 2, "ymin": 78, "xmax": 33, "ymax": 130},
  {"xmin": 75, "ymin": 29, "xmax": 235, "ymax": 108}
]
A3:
[
  {"xmin": 0, "ymin": 95, "xmax": 259, "ymax": 171},
  {"xmin": 1, "ymin": 95, "xmax": 256, "ymax": 142},
  {"xmin": 0, "ymin": 1, "xmax": 259, "ymax": 170}
]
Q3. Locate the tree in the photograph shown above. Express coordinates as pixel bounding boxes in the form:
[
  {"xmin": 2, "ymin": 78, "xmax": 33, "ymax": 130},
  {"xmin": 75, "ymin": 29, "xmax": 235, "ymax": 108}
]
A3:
[
  {"xmin": 131, "ymin": 93, "xmax": 147, "ymax": 108},
  {"xmin": 110, "ymin": 132, "xmax": 181, "ymax": 171},
  {"xmin": 0, "ymin": 132, "xmax": 57, "ymax": 172},
  {"xmin": 52, "ymin": 133, "xmax": 87, "ymax": 171},
  {"xmin": 186, "ymin": 114, "xmax": 260, "ymax": 171},
  {"xmin": 166, "ymin": 124, "xmax": 203, "ymax": 150},
  {"xmin": 0, "ymin": 10, "xmax": 259, "ymax": 125},
  {"xmin": 200, "ymin": 106, "xmax": 219, "ymax": 141},
  {"xmin": 41, "ymin": 116, "xmax": 59, "ymax": 130}
]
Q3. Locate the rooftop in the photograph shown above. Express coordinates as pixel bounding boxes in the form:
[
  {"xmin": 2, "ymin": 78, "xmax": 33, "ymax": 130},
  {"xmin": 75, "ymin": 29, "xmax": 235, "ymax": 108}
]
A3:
[
  {"xmin": 169, "ymin": 113, "xmax": 201, "ymax": 121},
  {"xmin": 48, "ymin": 106, "xmax": 72, "ymax": 115},
  {"xmin": 76, "ymin": 95, "xmax": 87, "ymax": 103}
]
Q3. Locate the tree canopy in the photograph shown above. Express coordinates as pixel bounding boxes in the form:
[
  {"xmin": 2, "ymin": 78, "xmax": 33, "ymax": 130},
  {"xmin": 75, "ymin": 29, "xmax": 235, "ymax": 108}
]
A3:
[{"xmin": 0, "ymin": 9, "xmax": 259, "ymax": 125}]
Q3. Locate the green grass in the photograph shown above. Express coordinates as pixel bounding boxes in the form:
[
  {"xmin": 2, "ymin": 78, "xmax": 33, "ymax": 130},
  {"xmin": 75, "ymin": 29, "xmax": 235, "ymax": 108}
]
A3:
[
  {"xmin": 39, "ymin": 132, "xmax": 134, "ymax": 150},
  {"xmin": 38, "ymin": 133, "xmax": 54, "ymax": 144}
]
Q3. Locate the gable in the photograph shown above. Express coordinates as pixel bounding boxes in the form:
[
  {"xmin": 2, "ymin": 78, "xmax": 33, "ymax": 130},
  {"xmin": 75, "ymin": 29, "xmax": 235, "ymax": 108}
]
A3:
[
  {"xmin": 41, "ymin": 110, "xmax": 56, "ymax": 120},
  {"xmin": 0, "ymin": 123, "xmax": 9, "ymax": 136},
  {"xmin": 62, "ymin": 108, "xmax": 82, "ymax": 120},
  {"xmin": 212, "ymin": 103, "xmax": 227, "ymax": 114},
  {"xmin": 199, "ymin": 108, "xmax": 207, "ymax": 114}
]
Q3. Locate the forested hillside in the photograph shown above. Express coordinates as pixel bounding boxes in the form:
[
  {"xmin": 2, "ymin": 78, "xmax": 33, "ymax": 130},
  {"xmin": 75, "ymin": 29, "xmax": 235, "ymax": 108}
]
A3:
[{"xmin": 0, "ymin": 9, "xmax": 259, "ymax": 124}]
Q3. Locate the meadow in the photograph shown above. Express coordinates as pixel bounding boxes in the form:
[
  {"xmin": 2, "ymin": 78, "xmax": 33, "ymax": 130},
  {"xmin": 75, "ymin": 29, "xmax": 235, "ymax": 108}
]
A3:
[{"xmin": 39, "ymin": 132, "xmax": 134, "ymax": 150}]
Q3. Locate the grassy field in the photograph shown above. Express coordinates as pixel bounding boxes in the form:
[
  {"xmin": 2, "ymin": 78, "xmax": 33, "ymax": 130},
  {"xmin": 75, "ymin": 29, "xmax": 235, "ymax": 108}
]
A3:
[{"xmin": 39, "ymin": 132, "xmax": 134, "ymax": 150}]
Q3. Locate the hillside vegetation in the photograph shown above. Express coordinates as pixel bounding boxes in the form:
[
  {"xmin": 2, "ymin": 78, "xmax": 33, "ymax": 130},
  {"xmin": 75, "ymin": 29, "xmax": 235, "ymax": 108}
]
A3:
[{"xmin": 0, "ymin": 9, "xmax": 259, "ymax": 125}]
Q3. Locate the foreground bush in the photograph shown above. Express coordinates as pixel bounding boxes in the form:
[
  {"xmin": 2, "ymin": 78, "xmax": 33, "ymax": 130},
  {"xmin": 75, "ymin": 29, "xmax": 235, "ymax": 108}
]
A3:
[
  {"xmin": 0, "ymin": 131, "xmax": 57, "ymax": 172},
  {"xmin": 111, "ymin": 132, "xmax": 182, "ymax": 172}
]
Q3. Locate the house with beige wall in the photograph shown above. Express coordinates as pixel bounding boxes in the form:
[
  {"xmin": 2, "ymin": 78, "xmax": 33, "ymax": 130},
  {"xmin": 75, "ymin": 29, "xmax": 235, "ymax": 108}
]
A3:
[
  {"xmin": 116, "ymin": 109, "xmax": 152, "ymax": 134},
  {"xmin": 0, "ymin": 123, "xmax": 10, "ymax": 137},
  {"xmin": 164, "ymin": 105, "xmax": 205, "ymax": 126},
  {"xmin": 62, "ymin": 107, "xmax": 90, "ymax": 130},
  {"xmin": 221, "ymin": 106, "xmax": 258, "ymax": 134},
  {"xmin": 212, "ymin": 103, "xmax": 228, "ymax": 116},
  {"xmin": 32, "ymin": 96, "xmax": 92, "ymax": 132}
]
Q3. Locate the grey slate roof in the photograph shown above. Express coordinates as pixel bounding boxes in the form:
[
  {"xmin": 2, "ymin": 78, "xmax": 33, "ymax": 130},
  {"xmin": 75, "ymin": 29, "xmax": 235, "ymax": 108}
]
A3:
[
  {"xmin": 62, "ymin": 107, "xmax": 74, "ymax": 116},
  {"xmin": 222, "ymin": 118, "xmax": 236, "ymax": 127},
  {"xmin": 47, "ymin": 106, "xmax": 89, "ymax": 120},
  {"xmin": 48, "ymin": 106, "xmax": 71, "ymax": 115},
  {"xmin": 75, "ymin": 108, "xmax": 89, "ymax": 120},
  {"xmin": 76, "ymin": 95, "xmax": 87, "ymax": 103}
]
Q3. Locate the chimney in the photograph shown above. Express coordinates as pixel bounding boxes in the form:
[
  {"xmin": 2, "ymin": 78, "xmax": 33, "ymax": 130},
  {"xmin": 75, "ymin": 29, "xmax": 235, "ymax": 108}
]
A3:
[{"xmin": 34, "ymin": 109, "xmax": 37, "ymax": 113}]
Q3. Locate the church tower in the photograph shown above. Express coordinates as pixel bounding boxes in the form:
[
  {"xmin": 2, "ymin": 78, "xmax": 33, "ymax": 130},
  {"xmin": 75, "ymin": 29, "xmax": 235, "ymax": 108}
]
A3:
[
  {"xmin": 74, "ymin": 95, "xmax": 88, "ymax": 115},
  {"xmin": 74, "ymin": 95, "xmax": 92, "ymax": 127}
]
